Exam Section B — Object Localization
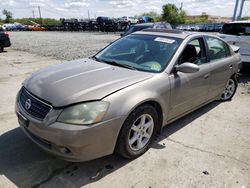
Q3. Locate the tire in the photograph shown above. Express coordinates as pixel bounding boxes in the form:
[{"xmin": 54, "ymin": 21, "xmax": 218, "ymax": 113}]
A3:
[
  {"xmin": 0, "ymin": 46, "xmax": 3, "ymax": 53},
  {"xmin": 220, "ymin": 77, "xmax": 237, "ymax": 101},
  {"xmin": 116, "ymin": 104, "xmax": 158, "ymax": 159}
]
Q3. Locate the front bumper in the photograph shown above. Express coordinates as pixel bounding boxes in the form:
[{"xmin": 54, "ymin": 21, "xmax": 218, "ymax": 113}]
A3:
[
  {"xmin": 2, "ymin": 38, "xmax": 11, "ymax": 47},
  {"xmin": 16, "ymin": 101, "xmax": 126, "ymax": 162}
]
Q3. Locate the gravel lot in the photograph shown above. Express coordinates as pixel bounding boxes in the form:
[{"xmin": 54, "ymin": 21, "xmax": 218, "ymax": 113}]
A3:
[
  {"xmin": 9, "ymin": 31, "xmax": 119, "ymax": 60},
  {"xmin": 0, "ymin": 32, "xmax": 249, "ymax": 188}
]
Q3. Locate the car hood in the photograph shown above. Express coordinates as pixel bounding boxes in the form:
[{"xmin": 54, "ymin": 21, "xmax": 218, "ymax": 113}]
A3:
[{"xmin": 23, "ymin": 58, "xmax": 154, "ymax": 107}]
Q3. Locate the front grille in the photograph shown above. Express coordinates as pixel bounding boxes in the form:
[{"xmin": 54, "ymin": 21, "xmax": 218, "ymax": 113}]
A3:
[{"xmin": 19, "ymin": 87, "xmax": 52, "ymax": 120}]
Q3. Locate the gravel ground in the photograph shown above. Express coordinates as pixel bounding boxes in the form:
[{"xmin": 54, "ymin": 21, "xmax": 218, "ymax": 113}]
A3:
[{"xmin": 9, "ymin": 31, "xmax": 119, "ymax": 60}]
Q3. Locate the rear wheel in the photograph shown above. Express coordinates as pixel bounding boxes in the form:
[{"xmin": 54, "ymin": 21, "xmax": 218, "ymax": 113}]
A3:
[
  {"xmin": 220, "ymin": 77, "xmax": 237, "ymax": 101},
  {"xmin": 116, "ymin": 104, "xmax": 158, "ymax": 159}
]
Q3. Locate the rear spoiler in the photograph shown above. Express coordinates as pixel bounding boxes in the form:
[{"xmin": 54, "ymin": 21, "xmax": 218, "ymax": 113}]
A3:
[{"xmin": 230, "ymin": 44, "xmax": 240, "ymax": 53}]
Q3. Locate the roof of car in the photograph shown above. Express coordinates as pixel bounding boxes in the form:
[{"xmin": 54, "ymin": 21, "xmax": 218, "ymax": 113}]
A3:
[
  {"xmin": 134, "ymin": 29, "xmax": 192, "ymax": 39},
  {"xmin": 229, "ymin": 20, "xmax": 250, "ymax": 23},
  {"xmin": 134, "ymin": 23, "xmax": 154, "ymax": 27}
]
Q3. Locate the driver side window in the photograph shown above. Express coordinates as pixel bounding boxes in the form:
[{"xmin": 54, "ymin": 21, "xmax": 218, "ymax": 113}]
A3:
[{"xmin": 179, "ymin": 38, "xmax": 207, "ymax": 65}]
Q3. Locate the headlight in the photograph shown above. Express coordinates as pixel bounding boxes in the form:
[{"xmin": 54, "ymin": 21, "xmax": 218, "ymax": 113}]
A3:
[{"xmin": 57, "ymin": 101, "xmax": 109, "ymax": 125}]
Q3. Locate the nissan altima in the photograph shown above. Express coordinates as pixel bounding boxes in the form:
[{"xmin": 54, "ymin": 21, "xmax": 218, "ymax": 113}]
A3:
[{"xmin": 16, "ymin": 29, "xmax": 240, "ymax": 161}]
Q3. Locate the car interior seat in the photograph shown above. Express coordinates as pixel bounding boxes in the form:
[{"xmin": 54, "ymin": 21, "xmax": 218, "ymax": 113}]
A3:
[
  {"xmin": 179, "ymin": 44, "xmax": 198, "ymax": 64},
  {"xmin": 135, "ymin": 42, "xmax": 160, "ymax": 63}
]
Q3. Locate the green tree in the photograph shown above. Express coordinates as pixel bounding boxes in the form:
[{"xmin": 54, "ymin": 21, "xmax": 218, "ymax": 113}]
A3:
[
  {"xmin": 241, "ymin": 16, "xmax": 250, "ymax": 20},
  {"xmin": 162, "ymin": 4, "xmax": 186, "ymax": 24},
  {"xmin": 2, "ymin": 9, "xmax": 13, "ymax": 23},
  {"xmin": 14, "ymin": 18, "xmax": 61, "ymax": 26}
]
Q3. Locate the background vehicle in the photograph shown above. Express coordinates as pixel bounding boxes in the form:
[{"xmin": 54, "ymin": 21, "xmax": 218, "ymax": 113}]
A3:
[
  {"xmin": 96, "ymin": 17, "xmax": 117, "ymax": 32},
  {"xmin": 120, "ymin": 16, "xmax": 138, "ymax": 24},
  {"xmin": 138, "ymin": 16, "xmax": 154, "ymax": 23},
  {"xmin": 2, "ymin": 24, "xmax": 16, "ymax": 31},
  {"xmin": 27, "ymin": 25, "xmax": 46, "ymax": 31},
  {"xmin": 121, "ymin": 22, "xmax": 172, "ymax": 36},
  {"xmin": 0, "ymin": 28, "xmax": 11, "ymax": 52},
  {"xmin": 218, "ymin": 21, "xmax": 250, "ymax": 69}
]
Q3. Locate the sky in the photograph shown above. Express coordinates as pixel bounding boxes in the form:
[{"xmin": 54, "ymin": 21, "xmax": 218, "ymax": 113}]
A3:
[{"xmin": 0, "ymin": 0, "xmax": 249, "ymax": 19}]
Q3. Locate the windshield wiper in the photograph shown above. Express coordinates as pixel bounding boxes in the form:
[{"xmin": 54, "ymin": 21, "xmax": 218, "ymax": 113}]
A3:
[
  {"xmin": 104, "ymin": 60, "xmax": 138, "ymax": 70},
  {"xmin": 91, "ymin": 56, "xmax": 137, "ymax": 70},
  {"xmin": 91, "ymin": 56, "xmax": 101, "ymax": 62}
]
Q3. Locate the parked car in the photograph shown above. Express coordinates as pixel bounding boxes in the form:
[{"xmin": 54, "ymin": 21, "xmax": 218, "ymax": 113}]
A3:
[
  {"xmin": 96, "ymin": 17, "xmax": 117, "ymax": 31},
  {"xmin": 0, "ymin": 28, "xmax": 11, "ymax": 52},
  {"xmin": 121, "ymin": 22, "xmax": 172, "ymax": 37},
  {"xmin": 120, "ymin": 16, "xmax": 138, "ymax": 24},
  {"xmin": 138, "ymin": 16, "xmax": 154, "ymax": 23},
  {"xmin": 28, "ymin": 25, "xmax": 46, "ymax": 31},
  {"xmin": 16, "ymin": 30, "xmax": 240, "ymax": 162},
  {"xmin": 2, "ymin": 23, "xmax": 16, "ymax": 31},
  {"xmin": 218, "ymin": 21, "xmax": 250, "ymax": 69}
]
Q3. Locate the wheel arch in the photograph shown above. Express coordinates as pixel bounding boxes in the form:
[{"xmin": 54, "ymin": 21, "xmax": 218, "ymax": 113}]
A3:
[{"xmin": 120, "ymin": 100, "xmax": 164, "ymax": 134}]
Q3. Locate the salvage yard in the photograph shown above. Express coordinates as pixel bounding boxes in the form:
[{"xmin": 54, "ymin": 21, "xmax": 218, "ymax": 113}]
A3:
[{"xmin": 0, "ymin": 32, "xmax": 250, "ymax": 188}]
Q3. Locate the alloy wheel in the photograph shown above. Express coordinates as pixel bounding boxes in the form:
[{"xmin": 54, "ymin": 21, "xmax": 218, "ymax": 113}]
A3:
[
  {"xmin": 221, "ymin": 78, "xmax": 236, "ymax": 101},
  {"xmin": 128, "ymin": 114, "xmax": 154, "ymax": 151}
]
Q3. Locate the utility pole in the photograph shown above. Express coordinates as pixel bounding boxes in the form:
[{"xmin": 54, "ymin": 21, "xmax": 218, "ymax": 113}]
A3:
[
  {"xmin": 180, "ymin": 2, "xmax": 183, "ymax": 11},
  {"xmin": 38, "ymin": 6, "xmax": 42, "ymax": 25},
  {"xmin": 32, "ymin": 10, "xmax": 35, "ymax": 19},
  {"xmin": 233, "ymin": 0, "xmax": 239, "ymax": 21},
  {"xmin": 233, "ymin": 0, "xmax": 249, "ymax": 21},
  {"xmin": 88, "ymin": 9, "xmax": 90, "ymax": 21},
  {"xmin": 238, "ymin": 0, "xmax": 245, "ymax": 20}
]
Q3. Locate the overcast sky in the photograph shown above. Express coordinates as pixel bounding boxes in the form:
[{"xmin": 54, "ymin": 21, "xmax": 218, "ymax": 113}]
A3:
[{"xmin": 0, "ymin": 0, "xmax": 249, "ymax": 19}]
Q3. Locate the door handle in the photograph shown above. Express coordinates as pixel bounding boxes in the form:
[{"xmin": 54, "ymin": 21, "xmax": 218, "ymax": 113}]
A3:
[
  {"xmin": 229, "ymin": 65, "xmax": 233, "ymax": 69},
  {"xmin": 204, "ymin": 73, "xmax": 210, "ymax": 79}
]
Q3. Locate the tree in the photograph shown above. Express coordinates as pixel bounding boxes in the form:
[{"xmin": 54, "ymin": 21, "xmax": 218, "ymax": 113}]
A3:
[
  {"xmin": 162, "ymin": 4, "xmax": 186, "ymax": 25},
  {"xmin": 14, "ymin": 18, "xmax": 61, "ymax": 26},
  {"xmin": 241, "ymin": 16, "xmax": 250, "ymax": 20},
  {"xmin": 2, "ymin": 9, "xmax": 13, "ymax": 23}
]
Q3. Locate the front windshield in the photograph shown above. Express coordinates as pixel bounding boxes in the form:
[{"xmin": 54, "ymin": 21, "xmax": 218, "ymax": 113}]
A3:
[{"xmin": 95, "ymin": 34, "xmax": 182, "ymax": 73}]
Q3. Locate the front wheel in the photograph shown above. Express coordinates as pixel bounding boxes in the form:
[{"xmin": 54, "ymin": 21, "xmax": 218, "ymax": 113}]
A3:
[
  {"xmin": 0, "ymin": 46, "xmax": 3, "ymax": 53},
  {"xmin": 220, "ymin": 77, "xmax": 237, "ymax": 101},
  {"xmin": 116, "ymin": 104, "xmax": 158, "ymax": 159}
]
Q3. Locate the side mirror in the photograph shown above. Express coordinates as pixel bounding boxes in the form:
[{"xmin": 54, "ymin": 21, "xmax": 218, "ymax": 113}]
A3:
[
  {"xmin": 230, "ymin": 44, "xmax": 240, "ymax": 53},
  {"xmin": 175, "ymin": 62, "xmax": 199, "ymax": 73}
]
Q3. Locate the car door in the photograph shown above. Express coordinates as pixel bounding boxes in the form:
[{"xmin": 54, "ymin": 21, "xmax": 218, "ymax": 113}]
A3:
[
  {"xmin": 238, "ymin": 23, "xmax": 250, "ymax": 62},
  {"xmin": 205, "ymin": 36, "xmax": 234, "ymax": 99},
  {"xmin": 168, "ymin": 37, "xmax": 211, "ymax": 121}
]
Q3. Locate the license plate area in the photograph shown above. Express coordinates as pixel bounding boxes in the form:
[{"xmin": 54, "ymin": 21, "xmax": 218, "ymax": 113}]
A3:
[{"xmin": 17, "ymin": 112, "xmax": 29, "ymax": 128}]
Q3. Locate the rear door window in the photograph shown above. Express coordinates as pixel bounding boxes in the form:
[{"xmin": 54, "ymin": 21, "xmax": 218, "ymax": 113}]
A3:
[{"xmin": 205, "ymin": 37, "xmax": 231, "ymax": 61}]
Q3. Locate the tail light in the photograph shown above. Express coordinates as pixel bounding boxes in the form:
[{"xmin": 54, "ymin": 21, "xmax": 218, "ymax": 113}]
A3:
[{"xmin": 3, "ymin": 32, "xmax": 9, "ymax": 37}]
